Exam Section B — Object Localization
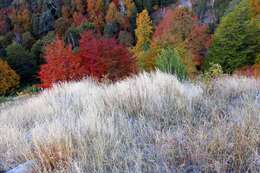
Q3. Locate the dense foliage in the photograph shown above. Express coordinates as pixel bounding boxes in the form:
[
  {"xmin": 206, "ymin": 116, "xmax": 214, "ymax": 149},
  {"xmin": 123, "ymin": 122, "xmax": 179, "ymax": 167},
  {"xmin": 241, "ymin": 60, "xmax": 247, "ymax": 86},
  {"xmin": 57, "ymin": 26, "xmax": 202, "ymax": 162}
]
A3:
[
  {"xmin": 156, "ymin": 47, "xmax": 187, "ymax": 80},
  {"xmin": 204, "ymin": 0, "xmax": 259, "ymax": 73},
  {"xmin": 151, "ymin": 7, "xmax": 212, "ymax": 77},
  {"xmin": 0, "ymin": 59, "xmax": 19, "ymax": 95},
  {"xmin": 0, "ymin": 0, "xmax": 259, "ymax": 95},
  {"xmin": 39, "ymin": 31, "xmax": 137, "ymax": 88},
  {"xmin": 3, "ymin": 42, "xmax": 36, "ymax": 83}
]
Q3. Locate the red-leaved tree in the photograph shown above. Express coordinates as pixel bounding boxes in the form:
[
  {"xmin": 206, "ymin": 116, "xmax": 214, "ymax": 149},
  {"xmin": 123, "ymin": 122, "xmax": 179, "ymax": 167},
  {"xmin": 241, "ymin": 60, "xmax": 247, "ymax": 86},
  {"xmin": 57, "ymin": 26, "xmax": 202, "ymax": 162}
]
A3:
[
  {"xmin": 39, "ymin": 32, "xmax": 137, "ymax": 88},
  {"xmin": 78, "ymin": 31, "xmax": 137, "ymax": 81},
  {"xmin": 186, "ymin": 24, "xmax": 212, "ymax": 66},
  {"xmin": 39, "ymin": 37, "xmax": 87, "ymax": 88}
]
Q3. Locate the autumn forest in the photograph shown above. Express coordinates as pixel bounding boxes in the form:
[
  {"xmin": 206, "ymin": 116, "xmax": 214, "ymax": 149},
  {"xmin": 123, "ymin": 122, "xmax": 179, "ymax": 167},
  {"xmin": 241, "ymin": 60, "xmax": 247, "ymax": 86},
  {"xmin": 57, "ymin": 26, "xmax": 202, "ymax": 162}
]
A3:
[{"xmin": 0, "ymin": 0, "xmax": 259, "ymax": 95}]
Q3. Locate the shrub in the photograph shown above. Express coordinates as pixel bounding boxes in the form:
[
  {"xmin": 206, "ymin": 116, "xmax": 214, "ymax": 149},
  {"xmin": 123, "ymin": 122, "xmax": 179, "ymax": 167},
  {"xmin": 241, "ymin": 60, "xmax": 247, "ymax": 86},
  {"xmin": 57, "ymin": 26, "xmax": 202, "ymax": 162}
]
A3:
[
  {"xmin": 156, "ymin": 47, "xmax": 187, "ymax": 80},
  {"xmin": 0, "ymin": 59, "xmax": 20, "ymax": 95},
  {"xmin": 202, "ymin": 63, "xmax": 223, "ymax": 83}
]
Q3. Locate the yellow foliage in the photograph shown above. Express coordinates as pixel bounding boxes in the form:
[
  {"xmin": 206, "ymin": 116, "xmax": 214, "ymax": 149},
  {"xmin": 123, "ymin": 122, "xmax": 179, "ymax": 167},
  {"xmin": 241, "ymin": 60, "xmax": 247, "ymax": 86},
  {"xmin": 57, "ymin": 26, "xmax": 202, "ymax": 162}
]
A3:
[
  {"xmin": 105, "ymin": 2, "xmax": 121, "ymax": 23},
  {"xmin": 137, "ymin": 43, "xmax": 160, "ymax": 71},
  {"xmin": 124, "ymin": 0, "xmax": 136, "ymax": 17},
  {"xmin": 0, "ymin": 59, "xmax": 20, "ymax": 95},
  {"xmin": 87, "ymin": 0, "xmax": 105, "ymax": 30},
  {"xmin": 134, "ymin": 9, "xmax": 153, "ymax": 52},
  {"xmin": 249, "ymin": 0, "xmax": 260, "ymax": 28},
  {"xmin": 133, "ymin": 9, "xmax": 153, "ymax": 67},
  {"xmin": 250, "ymin": 0, "xmax": 260, "ymax": 16},
  {"xmin": 175, "ymin": 42, "xmax": 197, "ymax": 78}
]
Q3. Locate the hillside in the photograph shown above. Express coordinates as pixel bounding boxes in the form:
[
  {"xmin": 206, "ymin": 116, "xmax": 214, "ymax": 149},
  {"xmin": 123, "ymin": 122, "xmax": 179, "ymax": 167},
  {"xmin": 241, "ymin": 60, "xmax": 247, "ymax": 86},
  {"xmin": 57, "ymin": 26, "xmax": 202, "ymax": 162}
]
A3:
[
  {"xmin": 0, "ymin": 71, "xmax": 260, "ymax": 172},
  {"xmin": 1, "ymin": 0, "xmax": 259, "ymax": 97},
  {"xmin": 0, "ymin": 1, "xmax": 259, "ymax": 172}
]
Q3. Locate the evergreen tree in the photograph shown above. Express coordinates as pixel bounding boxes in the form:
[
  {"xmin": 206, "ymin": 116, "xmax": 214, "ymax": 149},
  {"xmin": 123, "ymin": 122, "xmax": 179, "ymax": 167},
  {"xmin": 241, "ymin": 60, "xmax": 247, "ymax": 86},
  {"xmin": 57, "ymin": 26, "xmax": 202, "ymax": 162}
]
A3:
[
  {"xmin": 204, "ymin": 0, "xmax": 259, "ymax": 73},
  {"xmin": 4, "ymin": 43, "xmax": 36, "ymax": 83},
  {"xmin": 134, "ymin": 0, "xmax": 153, "ymax": 12}
]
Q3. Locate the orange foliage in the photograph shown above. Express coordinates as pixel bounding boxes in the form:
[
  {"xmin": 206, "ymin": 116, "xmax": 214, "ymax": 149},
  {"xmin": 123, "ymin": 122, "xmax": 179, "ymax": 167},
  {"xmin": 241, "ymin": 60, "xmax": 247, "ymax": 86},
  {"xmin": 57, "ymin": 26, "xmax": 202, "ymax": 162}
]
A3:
[
  {"xmin": 253, "ymin": 64, "xmax": 260, "ymax": 78},
  {"xmin": 153, "ymin": 8, "xmax": 196, "ymax": 45},
  {"xmin": 87, "ymin": 0, "xmax": 105, "ymax": 30},
  {"xmin": 250, "ymin": 0, "xmax": 260, "ymax": 16},
  {"xmin": 153, "ymin": 8, "xmax": 212, "ymax": 69}
]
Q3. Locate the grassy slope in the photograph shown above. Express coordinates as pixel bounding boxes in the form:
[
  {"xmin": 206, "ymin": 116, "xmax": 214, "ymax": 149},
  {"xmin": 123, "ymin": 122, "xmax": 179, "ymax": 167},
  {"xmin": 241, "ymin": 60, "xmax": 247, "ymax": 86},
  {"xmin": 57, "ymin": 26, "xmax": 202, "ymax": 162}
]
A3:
[{"xmin": 0, "ymin": 71, "xmax": 260, "ymax": 172}]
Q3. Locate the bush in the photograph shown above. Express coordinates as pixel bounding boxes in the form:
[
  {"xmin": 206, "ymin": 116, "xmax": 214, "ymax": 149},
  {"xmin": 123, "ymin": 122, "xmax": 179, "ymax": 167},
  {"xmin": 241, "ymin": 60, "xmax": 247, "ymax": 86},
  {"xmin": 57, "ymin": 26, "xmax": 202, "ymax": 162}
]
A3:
[
  {"xmin": 156, "ymin": 47, "xmax": 187, "ymax": 80},
  {"xmin": 0, "ymin": 59, "xmax": 20, "ymax": 95},
  {"xmin": 202, "ymin": 63, "xmax": 223, "ymax": 83}
]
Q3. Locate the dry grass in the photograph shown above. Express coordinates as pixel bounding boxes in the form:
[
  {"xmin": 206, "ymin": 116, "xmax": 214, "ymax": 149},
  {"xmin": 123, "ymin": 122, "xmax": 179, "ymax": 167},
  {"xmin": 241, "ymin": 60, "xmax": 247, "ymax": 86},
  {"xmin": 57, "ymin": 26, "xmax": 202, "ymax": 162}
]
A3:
[{"xmin": 0, "ymin": 71, "xmax": 260, "ymax": 173}]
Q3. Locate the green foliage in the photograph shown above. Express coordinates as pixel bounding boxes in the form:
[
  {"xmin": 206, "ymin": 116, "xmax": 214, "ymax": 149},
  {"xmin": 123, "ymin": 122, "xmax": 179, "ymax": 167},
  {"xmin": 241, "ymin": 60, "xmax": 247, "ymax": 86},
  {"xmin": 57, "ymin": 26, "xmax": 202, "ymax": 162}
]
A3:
[
  {"xmin": 118, "ymin": 31, "xmax": 134, "ymax": 47},
  {"xmin": 204, "ymin": 0, "xmax": 259, "ymax": 73},
  {"xmin": 31, "ymin": 31, "xmax": 55, "ymax": 67},
  {"xmin": 104, "ymin": 22, "xmax": 119, "ymax": 38},
  {"xmin": 4, "ymin": 42, "xmax": 36, "ymax": 83},
  {"xmin": 65, "ymin": 22, "xmax": 95, "ymax": 48},
  {"xmin": 202, "ymin": 63, "xmax": 223, "ymax": 83},
  {"xmin": 134, "ymin": 0, "xmax": 153, "ymax": 12},
  {"xmin": 17, "ymin": 85, "xmax": 40, "ymax": 96},
  {"xmin": 21, "ymin": 32, "xmax": 35, "ymax": 50},
  {"xmin": 0, "ymin": 32, "xmax": 14, "ymax": 48},
  {"xmin": 156, "ymin": 47, "xmax": 187, "ymax": 80}
]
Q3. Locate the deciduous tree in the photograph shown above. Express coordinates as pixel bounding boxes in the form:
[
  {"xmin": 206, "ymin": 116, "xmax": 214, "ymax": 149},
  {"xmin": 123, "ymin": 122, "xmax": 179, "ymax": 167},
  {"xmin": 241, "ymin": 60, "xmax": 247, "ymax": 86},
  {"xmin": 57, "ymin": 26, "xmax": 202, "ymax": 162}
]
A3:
[
  {"xmin": 106, "ymin": 2, "xmax": 121, "ymax": 23},
  {"xmin": 78, "ymin": 31, "xmax": 137, "ymax": 80},
  {"xmin": 133, "ymin": 9, "xmax": 153, "ymax": 68},
  {"xmin": 39, "ymin": 32, "xmax": 138, "ymax": 87},
  {"xmin": 0, "ymin": 59, "xmax": 20, "ymax": 95},
  {"xmin": 39, "ymin": 37, "xmax": 87, "ymax": 88}
]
